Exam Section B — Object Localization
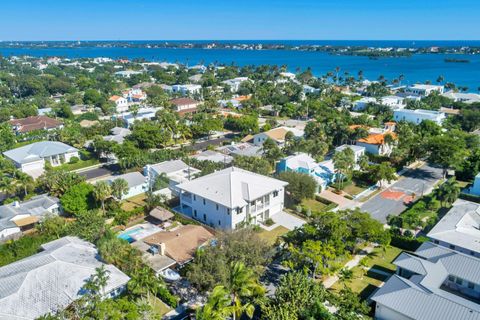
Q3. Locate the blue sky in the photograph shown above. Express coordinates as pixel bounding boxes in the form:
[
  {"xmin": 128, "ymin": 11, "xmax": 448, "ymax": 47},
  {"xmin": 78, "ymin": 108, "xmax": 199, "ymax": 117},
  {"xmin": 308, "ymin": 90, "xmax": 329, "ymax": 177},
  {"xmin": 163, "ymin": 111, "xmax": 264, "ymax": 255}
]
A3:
[{"xmin": 1, "ymin": 0, "xmax": 479, "ymax": 40}]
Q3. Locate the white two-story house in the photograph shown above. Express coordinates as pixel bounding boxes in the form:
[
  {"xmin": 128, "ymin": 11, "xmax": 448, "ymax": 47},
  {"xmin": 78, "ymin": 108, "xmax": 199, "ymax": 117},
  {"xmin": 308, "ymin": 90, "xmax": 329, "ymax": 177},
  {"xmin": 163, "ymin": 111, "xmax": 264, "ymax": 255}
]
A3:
[{"xmin": 176, "ymin": 167, "xmax": 288, "ymax": 230}]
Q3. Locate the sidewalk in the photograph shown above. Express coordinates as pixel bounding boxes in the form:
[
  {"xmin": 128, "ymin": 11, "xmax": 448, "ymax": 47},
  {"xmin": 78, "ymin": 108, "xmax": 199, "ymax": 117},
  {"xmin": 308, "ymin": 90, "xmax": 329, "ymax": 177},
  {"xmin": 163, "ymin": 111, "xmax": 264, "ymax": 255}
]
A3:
[{"xmin": 323, "ymin": 245, "xmax": 375, "ymax": 289}]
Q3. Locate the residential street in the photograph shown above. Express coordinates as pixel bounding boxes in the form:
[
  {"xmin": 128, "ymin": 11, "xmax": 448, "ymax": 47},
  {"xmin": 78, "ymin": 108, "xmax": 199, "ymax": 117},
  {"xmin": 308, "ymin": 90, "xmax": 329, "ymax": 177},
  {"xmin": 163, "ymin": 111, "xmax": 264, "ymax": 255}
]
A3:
[{"xmin": 360, "ymin": 163, "xmax": 443, "ymax": 223}]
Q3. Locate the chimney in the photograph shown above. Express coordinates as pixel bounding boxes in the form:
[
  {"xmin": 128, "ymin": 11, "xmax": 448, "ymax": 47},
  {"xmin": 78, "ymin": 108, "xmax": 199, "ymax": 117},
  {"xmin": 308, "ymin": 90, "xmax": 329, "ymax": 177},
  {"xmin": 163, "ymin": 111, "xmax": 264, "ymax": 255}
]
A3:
[{"xmin": 159, "ymin": 243, "xmax": 166, "ymax": 256}]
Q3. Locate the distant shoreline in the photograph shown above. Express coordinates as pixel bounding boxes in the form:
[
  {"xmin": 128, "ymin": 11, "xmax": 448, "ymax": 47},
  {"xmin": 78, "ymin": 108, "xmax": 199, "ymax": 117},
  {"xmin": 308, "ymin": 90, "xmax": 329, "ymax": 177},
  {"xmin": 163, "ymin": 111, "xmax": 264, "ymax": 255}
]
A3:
[{"xmin": 1, "ymin": 40, "xmax": 480, "ymax": 56}]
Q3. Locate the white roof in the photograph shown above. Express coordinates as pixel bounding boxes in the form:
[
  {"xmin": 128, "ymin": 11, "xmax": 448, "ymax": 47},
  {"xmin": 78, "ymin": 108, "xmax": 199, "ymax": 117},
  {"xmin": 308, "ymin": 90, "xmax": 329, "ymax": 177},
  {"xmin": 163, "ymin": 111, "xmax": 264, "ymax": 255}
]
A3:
[
  {"xmin": 394, "ymin": 108, "xmax": 445, "ymax": 116},
  {"xmin": 3, "ymin": 141, "xmax": 78, "ymax": 164},
  {"xmin": 408, "ymin": 84, "xmax": 444, "ymax": 90},
  {"xmin": 177, "ymin": 167, "xmax": 288, "ymax": 208},
  {"xmin": 0, "ymin": 237, "xmax": 129, "ymax": 320},
  {"xmin": 427, "ymin": 199, "xmax": 480, "ymax": 254},
  {"xmin": 191, "ymin": 150, "xmax": 233, "ymax": 164},
  {"xmin": 335, "ymin": 144, "xmax": 365, "ymax": 154},
  {"xmin": 283, "ymin": 153, "xmax": 318, "ymax": 171}
]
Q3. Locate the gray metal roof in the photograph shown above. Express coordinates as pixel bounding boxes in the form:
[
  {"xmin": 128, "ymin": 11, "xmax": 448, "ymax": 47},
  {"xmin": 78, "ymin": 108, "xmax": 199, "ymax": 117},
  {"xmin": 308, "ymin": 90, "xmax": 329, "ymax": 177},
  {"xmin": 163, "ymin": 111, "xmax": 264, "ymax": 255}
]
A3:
[
  {"xmin": 0, "ymin": 195, "xmax": 59, "ymax": 233},
  {"xmin": 177, "ymin": 167, "xmax": 288, "ymax": 208},
  {"xmin": 373, "ymin": 242, "xmax": 480, "ymax": 320},
  {"xmin": 149, "ymin": 159, "xmax": 190, "ymax": 175},
  {"xmin": 372, "ymin": 275, "xmax": 480, "ymax": 320},
  {"xmin": 108, "ymin": 172, "xmax": 147, "ymax": 189},
  {"xmin": 427, "ymin": 199, "xmax": 480, "ymax": 254},
  {"xmin": 3, "ymin": 141, "xmax": 78, "ymax": 164},
  {"xmin": 0, "ymin": 236, "xmax": 130, "ymax": 320}
]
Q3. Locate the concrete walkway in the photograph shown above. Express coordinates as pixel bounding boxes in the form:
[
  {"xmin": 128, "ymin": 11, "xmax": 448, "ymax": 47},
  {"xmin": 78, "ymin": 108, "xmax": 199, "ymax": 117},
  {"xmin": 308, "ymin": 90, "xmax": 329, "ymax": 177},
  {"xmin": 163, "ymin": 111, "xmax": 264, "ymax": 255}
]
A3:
[
  {"xmin": 319, "ymin": 190, "xmax": 354, "ymax": 209},
  {"xmin": 262, "ymin": 211, "xmax": 306, "ymax": 231},
  {"xmin": 323, "ymin": 245, "xmax": 375, "ymax": 289}
]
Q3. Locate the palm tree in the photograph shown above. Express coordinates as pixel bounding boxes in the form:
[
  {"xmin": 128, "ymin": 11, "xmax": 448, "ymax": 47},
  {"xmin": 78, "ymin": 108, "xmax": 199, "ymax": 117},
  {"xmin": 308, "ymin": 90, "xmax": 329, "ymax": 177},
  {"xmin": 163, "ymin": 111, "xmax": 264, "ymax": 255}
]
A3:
[
  {"xmin": 333, "ymin": 148, "xmax": 355, "ymax": 190},
  {"xmin": 128, "ymin": 266, "xmax": 160, "ymax": 301},
  {"xmin": 0, "ymin": 176, "xmax": 16, "ymax": 197},
  {"xmin": 15, "ymin": 171, "xmax": 33, "ymax": 197},
  {"xmin": 196, "ymin": 286, "xmax": 235, "ymax": 320},
  {"xmin": 93, "ymin": 180, "xmax": 112, "ymax": 214},
  {"xmin": 338, "ymin": 268, "xmax": 354, "ymax": 288},
  {"xmin": 111, "ymin": 178, "xmax": 129, "ymax": 200},
  {"xmin": 436, "ymin": 178, "xmax": 460, "ymax": 207},
  {"xmin": 226, "ymin": 262, "xmax": 265, "ymax": 320},
  {"xmin": 129, "ymin": 104, "xmax": 140, "ymax": 119}
]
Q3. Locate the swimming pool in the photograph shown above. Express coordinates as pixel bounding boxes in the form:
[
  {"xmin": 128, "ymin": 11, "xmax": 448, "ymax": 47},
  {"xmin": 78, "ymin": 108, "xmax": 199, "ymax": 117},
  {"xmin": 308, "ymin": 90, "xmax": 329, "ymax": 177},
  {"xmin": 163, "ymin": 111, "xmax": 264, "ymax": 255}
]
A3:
[{"xmin": 118, "ymin": 227, "xmax": 143, "ymax": 243}]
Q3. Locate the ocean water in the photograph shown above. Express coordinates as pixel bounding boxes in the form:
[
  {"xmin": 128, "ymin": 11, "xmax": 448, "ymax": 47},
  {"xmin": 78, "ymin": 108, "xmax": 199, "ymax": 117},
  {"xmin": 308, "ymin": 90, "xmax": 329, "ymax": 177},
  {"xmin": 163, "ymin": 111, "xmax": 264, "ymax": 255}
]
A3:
[{"xmin": 1, "ymin": 41, "xmax": 479, "ymax": 89}]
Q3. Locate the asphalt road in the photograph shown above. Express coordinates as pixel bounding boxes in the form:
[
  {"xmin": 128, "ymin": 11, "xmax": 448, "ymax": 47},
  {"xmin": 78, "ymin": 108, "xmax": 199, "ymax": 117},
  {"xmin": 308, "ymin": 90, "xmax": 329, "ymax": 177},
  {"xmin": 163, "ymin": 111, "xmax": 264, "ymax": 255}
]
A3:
[
  {"xmin": 360, "ymin": 163, "xmax": 443, "ymax": 223},
  {"xmin": 78, "ymin": 166, "xmax": 113, "ymax": 181}
]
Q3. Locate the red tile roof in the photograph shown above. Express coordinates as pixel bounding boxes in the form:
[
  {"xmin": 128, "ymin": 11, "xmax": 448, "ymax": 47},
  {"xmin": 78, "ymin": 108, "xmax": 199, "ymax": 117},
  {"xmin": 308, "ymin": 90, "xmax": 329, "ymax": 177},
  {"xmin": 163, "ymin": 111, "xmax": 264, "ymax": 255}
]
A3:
[{"xmin": 9, "ymin": 116, "xmax": 62, "ymax": 133}]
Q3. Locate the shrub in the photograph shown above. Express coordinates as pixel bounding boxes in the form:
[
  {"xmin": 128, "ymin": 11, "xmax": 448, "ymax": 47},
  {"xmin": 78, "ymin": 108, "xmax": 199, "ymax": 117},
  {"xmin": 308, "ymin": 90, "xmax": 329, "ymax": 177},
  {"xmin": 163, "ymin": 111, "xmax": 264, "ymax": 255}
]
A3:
[
  {"xmin": 69, "ymin": 156, "xmax": 79, "ymax": 164},
  {"xmin": 390, "ymin": 234, "xmax": 426, "ymax": 251},
  {"xmin": 264, "ymin": 218, "xmax": 275, "ymax": 226},
  {"xmin": 157, "ymin": 286, "xmax": 178, "ymax": 308}
]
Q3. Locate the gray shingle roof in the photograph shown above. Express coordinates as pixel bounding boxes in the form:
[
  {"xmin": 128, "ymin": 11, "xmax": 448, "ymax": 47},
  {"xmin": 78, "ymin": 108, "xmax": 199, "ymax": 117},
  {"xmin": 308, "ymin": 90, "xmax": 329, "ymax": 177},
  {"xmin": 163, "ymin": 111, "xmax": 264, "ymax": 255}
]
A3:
[
  {"xmin": 0, "ymin": 236, "xmax": 129, "ymax": 320},
  {"xmin": 3, "ymin": 141, "xmax": 78, "ymax": 164},
  {"xmin": 427, "ymin": 199, "xmax": 480, "ymax": 254}
]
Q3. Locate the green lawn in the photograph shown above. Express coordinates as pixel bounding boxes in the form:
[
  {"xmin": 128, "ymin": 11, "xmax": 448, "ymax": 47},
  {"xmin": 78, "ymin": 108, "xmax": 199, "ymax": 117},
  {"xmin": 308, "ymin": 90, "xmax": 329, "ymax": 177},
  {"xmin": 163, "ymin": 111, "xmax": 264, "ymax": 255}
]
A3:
[
  {"xmin": 342, "ymin": 181, "xmax": 367, "ymax": 197},
  {"xmin": 148, "ymin": 295, "xmax": 172, "ymax": 317},
  {"xmin": 121, "ymin": 194, "xmax": 147, "ymax": 211},
  {"xmin": 301, "ymin": 198, "xmax": 328, "ymax": 212},
  {"xmin": 53, "ymin": 158, "xmax": 100, "ymax": 171},
  {"xmin": 258, "ymin": 226, "xmax": 290, "ymax": 245},
  {"xmin": 330, "ymin": 246, "xmax": 402, "ymax": 300}
]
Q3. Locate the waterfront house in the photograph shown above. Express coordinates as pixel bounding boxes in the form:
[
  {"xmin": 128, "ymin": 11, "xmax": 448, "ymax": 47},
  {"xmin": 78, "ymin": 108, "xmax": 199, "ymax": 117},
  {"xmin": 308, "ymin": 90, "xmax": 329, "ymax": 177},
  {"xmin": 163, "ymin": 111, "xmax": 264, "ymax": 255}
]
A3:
[
  {"xmin": 177, "ymin": 167, "xmax": 288, "ymax": 229},
  {"xmin": 3, "ymin": 141, "xmax": 79, "ymax": 178},
  {"xmin": 372, "ymin": 242, "xmax": 480, "ymax": 320},
  {"xmin": 109, "ymin": 95, "xmax": 128, "ymax": 113},
  {"xmin": 0, "ymin": 237, "xmax": 130, "ymax": 320},
  {"xmin": 0, "ymin": 194, "xmax": 60, "ymax": 240},
  {"xmin": 9, "ymin": 116, "xmax": 63, "ymax": 134},
  {"xmin": 427, "ymin": 199, "xmax": 480, "ymax": 258},
  {"xmin": 393, "ymin": 109, "xmax": 446, "ymax": 125},
  {"xmin": 405, "ymin": 84, "xmax": 444, "ymax": 96}
]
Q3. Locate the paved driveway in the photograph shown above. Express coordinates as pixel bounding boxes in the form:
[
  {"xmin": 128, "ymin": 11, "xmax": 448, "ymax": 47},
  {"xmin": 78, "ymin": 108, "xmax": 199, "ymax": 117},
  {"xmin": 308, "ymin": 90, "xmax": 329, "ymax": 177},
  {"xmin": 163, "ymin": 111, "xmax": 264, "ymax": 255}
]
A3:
[
  {"xmin": 272, "ymin": 211, "xmax": 305, "ymax": 230},
  {"xmin": 360, "ymin": 164, "xmax": 443, "ymax": 223}
]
